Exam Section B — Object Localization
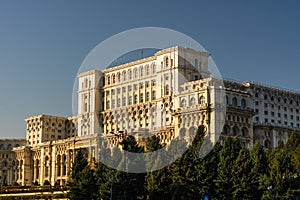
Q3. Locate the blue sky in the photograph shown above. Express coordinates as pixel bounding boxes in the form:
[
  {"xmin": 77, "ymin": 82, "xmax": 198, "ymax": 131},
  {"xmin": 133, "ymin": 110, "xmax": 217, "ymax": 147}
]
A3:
[{"xmin": 0, "ymin": 0, "xmax": 299, "ymax": 138}]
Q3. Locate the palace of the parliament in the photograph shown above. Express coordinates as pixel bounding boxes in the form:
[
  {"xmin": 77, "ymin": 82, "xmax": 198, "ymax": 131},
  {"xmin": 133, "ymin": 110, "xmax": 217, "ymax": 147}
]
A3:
[{"xmin": 1, "ymin": 46, "xmax": 300, "ymax": 186}]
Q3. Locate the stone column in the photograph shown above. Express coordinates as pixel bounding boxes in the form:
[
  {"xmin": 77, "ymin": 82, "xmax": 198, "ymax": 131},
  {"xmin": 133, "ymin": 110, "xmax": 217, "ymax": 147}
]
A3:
[
  {"xmin": 51, "ymin": 145, "xmax": 56, "ymax": 186},
  {"xmin": 40, "ymin": 148, "xmax": 44, "ymax": 185}
]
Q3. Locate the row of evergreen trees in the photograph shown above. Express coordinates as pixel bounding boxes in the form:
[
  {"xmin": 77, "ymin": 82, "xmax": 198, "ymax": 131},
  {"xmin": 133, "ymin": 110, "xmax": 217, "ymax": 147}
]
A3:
[{"xmin": 67, "ymin": 127, "xmax": 300, "ymax": 200}]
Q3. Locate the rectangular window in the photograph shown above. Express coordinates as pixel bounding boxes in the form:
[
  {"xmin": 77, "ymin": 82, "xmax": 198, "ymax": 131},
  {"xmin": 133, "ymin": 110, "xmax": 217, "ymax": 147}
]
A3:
[
  {"xmin": 128, "ymin": 96, "xmax": 132, "ymax": 105},
  {"xmin": 264, "ymin": 111, "xmax": 268, "ymax": 115}
]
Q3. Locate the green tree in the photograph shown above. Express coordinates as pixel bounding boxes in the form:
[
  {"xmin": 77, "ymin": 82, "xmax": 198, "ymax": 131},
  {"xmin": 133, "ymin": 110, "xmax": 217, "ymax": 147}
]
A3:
[
  {"xmin": 68, "ymin": 149, "xmax": 98, "ymax": 200},
  {"xmin": 232, "ymin": 147, "xmax": 254, "ymax": 199},
  {"xmin": 145, "ymin": 135, "xmax": 172, "ymax": 199},
  {"xmin": 250, "ymin": 141, "xmax": 268, "ymax": 199},
  {"xmin": 215, "ymin": 137, "xmax": 241, "ymax": 200}
]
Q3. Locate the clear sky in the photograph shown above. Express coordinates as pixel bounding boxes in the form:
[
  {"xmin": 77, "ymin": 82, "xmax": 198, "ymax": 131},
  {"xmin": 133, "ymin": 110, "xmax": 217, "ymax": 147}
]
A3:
[{"xmin": 0, "ymin": 0, "xmax": 299, "ymax": 138}]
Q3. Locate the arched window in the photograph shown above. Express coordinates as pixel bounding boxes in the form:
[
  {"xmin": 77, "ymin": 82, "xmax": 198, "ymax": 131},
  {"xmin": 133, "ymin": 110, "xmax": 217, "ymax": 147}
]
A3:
[
  {"xmin": 232, "ymin": 97, "xmax": 238, "ymax": 106},
  {"xmin": 112, "ymin": 74, "xmax": 116, "ymax": 84},
  {"xmin": 146, "ymin": 65, "xmax": 150, "ymax": 75},
  {"xmin": 240, "ymin": 128, "xmax": 248, "ymax": 137},
  {"xmin": 222, "ymin": 125, "xmax": 230, "ymax": 135},
  {"xmin": 199, "ymin": 96, "xmax": 205, "ymax": 104},
  {"xmin": 140, "ymin": 66, "xmax": 143, "ymax": 77},
  {"xmin": 117, "ymin": 73, "xmax": 121, "ymax": 82},
  {"xmin": 165, "ymin": 57, "xmax": 169, "ymax": 67},
  {"xmin": 190, "ymin": 97, "xmax": 196, "ymax": 106},
  {"xmin": 123, "ymin": 71, "xmax": 127, "ymax": 81},
  {"xmin": 241, "ymin": 99, "xmax": 246, "ymax": 108},
  {"xmin": 128, "ymin": 70, "xmax": 132, "ymax": 80},
  {"xmin": 134, "ymin": 68, "xmax": 138, "ymax": 78},
  {"xmin": 152, "ymin": 64, "xmax": 156, "ymax": 73},
  {"xmin": 7, "ymin": 144, "xmax": 12, "ymax": 150},
  {"xmin": 0, "ymin": 144, "xmax": 4, "ymax": 150},
  {"xmin": 232, "ymin": 126, "xmax": 239, "ymax": 136},
  {"xmin": 181, "ymin": 99, "xmax": 187, "ymax": 107},
  {"xmin": 106, "ymin": 75, "xmax": 111, "ymax": 85}
]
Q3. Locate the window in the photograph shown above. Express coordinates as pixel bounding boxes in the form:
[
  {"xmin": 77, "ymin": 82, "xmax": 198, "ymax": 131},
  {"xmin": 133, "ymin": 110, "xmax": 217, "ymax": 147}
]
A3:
[
  {"xmin": 200, "ymin": 96, "xmax": 205, "ymax": 104},
  {"xmin": 165, "ymin": 85, "xmax": 170, "ymax": 95},
  {"xmin": 146, "ymin": 92, "xmax": 150, "ymax": 101},
  {"xmin": 140, "ymin": 66, "xmax": 143, "ymax": 77},
  {"xmin": 117, "ymin": 98, "xmax": 120, "ymax": 107},
  {"xmin": 128, "ymin": 70, "xmax": 132, "ymax": 79},
  {"xmin": 181, "ymin": 99, "xmax": 186, "ymax": 107},
  {"xmin": 134, "ymin": 95, "xmax": 138, "ymax": 104},
  {"xmin": 117, "ymin": 73, "xmax": 121, "ymax": 82},
  {"xmin": 264, "ymin": 103, "xmax": 268, "ymax": 108},
  {"xmin": 255, "ymin": 101, "xmax": 259, "ymax": 106},
  {"xmin": 128, "ymin": 96, "xmax": 132, "ymax": 105},
  {"xmin": 152, "ymin": 64, "xmax": 156, "ymax": 73},
  {"xmin": 278, "ymin": 97, "xmax": 281, "ymax": 102},
  {"xmin": 112, "ymin": 74, "xmax": 116, "ymax": 84},
  {"xmin": 232, "ymin": 97, "xmax": 238, "ymax": 106},
  {"xmin": 152, "ymin": 80, "xmax": 156, "ymax": 86},
  {"xmin": 123, "ymin": 71, "xmax": 127, "ymax": 81},
  {"xmin": 152, "ymin": 91, "xmax": 156, "ymax": 100},
  {"xmin": 190, "ymin": 97, "xmax": 196, "ymax": 106},
  {"xmin": 134, "ymin": 68, "xmax": 138, "ymax": 78},
  {"xmin": 106, "ymin": 101, "xmax": 110, "ymax": 109},
  {"xmin": 146, "ymin": 65, "xmax": 150, "ymax": 75},
  {"xmin": 278, "ymin": 113, "xmax": 281, "ymax": 117},
  {"xmin": 112, "ymin": 99, "xmax": 115, "ymax": 108},
  {"xmin": 271, "ymin": 112, "xmax": 274, "ymax": 116},
  {"xmin": 140, "ymin": 93, "xmax": 143, "ymax": 103},
  {"xmin": 264, "ymin": 111, "xmax": 268, "ymax": 115},
  {"xmin": 165, "ymin": 57, "xmax": 169, "ymax": 67},
  {"xmin": 107, "ymin": 75, "xmax": 111, "ymax": 85},
  {"xmin": 241, "ymin": 99, "xmax": 246, "ymax": 108}
]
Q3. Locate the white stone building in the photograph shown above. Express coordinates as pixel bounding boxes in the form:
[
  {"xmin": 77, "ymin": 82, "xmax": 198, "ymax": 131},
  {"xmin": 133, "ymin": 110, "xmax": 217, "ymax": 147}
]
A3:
[{"xmin": 0, "ymin": 45, "xmax": 297, "ymax": 186}]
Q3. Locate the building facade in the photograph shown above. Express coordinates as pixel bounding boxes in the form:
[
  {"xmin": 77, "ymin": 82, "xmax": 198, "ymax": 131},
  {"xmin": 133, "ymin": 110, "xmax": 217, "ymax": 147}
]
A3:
[
  {"xmin": 0, "ymin": 139, "xmax": 26, "ymax": 185},
  {"xmin": 0, "ymin": 46, "xmax": 298, "ymax": 186}
]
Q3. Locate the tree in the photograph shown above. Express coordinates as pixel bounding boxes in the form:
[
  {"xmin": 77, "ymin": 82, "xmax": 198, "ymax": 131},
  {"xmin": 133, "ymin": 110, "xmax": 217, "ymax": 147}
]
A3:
[
  {"xmin": 250, "ymin": 141, "xmax": 268, "ymax": 199},
  {"xmin": 232, "ymin": 147, "xmax": 255, "ymax": 199},
  {"xmin": 68, "ymin": 149, "xmax": 97, "ymax": 200},
  {"xmin": 215, "ymin": 137, "xmax": 241, "ymax": 200},
  {"xmin": 145, "ymin": 135, "xmax": 172, "ymax": 199}
]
